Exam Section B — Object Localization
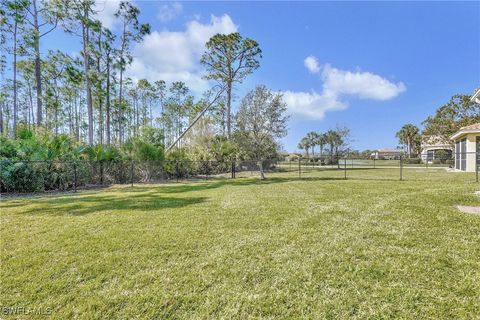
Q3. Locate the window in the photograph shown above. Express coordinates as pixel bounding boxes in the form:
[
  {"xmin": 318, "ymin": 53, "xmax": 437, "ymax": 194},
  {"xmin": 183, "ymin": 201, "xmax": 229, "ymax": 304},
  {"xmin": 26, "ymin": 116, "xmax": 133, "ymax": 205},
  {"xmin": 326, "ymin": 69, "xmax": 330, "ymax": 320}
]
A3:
[
  {"xmin": 456, "ymin": 138, "xmax": 467, "ymax": 171},
  {"xmin": 427, "ymin": 150, "xmax": 434, "ymax": 162},
  {"xmin": 460, "ymin": 138, "xmax": 467, "ymax": 171}
]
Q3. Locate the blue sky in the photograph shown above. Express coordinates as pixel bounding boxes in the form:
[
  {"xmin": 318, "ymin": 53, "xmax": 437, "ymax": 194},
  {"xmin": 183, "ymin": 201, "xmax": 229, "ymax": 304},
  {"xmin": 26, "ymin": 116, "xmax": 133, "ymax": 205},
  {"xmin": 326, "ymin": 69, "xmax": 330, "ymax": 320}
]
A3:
[{"xmin": 43, "ymin": 1, "xmax": 480, "ymax": 151}]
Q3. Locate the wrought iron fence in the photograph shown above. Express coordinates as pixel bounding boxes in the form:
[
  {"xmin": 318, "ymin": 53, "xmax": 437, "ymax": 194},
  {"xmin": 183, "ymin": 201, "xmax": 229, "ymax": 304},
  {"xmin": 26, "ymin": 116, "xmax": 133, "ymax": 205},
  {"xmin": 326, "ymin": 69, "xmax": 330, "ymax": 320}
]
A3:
[{"xmin": 1, "ymin": 152, "xmax": 478, "ymax": 194}]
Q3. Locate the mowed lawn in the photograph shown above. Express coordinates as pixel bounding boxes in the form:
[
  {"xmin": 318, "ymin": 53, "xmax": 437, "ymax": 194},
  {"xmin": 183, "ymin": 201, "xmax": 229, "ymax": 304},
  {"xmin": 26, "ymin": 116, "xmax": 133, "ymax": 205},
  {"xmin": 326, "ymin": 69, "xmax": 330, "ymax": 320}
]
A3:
[{"xmin": 1, "ymin": 169, "xmax": 480, "ymax": 319}]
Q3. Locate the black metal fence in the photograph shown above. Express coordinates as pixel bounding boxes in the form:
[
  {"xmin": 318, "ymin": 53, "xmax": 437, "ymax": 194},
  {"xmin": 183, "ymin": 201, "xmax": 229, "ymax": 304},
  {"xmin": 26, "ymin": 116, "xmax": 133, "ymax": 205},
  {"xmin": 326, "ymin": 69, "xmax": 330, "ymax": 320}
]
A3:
[
  {"xmin": 0, "ymin": 159, "xmax": 279, "ymax": 193},
  {"xmin": 1, "ymin": 152, "xmax": 478, "ymax": 194}
]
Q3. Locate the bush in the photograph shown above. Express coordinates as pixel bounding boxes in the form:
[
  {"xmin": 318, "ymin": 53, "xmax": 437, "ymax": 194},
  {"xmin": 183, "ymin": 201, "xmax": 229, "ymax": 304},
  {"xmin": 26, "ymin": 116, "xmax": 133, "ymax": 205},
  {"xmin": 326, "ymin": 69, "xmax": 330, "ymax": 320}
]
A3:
[
  {"xmin": 122, "ymin": 138, "xmax": 164, "ymax": 161},
  {"xmin": 324, "ymin": 157, "xmax": 338, "ymax": 165},
  {"xmin": 1, "ymin": 161, "xmax": 45, "ymax": 192},
  {"xmin": 0, "ymin": 136, "xmax": 17, "ymax": 159},
  {"xmin": 403, "ymin": 158, "xmax": 421, "ymax": 164}
]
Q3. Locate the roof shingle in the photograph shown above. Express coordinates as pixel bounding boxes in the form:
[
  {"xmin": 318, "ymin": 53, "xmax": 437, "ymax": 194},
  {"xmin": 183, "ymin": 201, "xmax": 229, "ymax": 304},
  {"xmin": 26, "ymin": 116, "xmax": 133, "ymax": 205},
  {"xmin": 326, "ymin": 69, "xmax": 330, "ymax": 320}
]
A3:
[{"xmin": 459, "ymin": 122, "xmax": 480, "ymax": 130}]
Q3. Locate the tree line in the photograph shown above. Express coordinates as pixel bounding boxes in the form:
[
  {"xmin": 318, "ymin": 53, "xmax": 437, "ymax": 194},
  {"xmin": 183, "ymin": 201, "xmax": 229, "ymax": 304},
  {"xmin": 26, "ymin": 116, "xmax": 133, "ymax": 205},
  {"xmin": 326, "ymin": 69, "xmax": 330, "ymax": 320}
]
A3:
[
  {"xmin": 297, "ymin": 126, "xmax": 350, "ymax": 161},
  {"xmin": 295, "ymin": 92, "xmax": 479, "ymax": 161},
  {"xmin": 0, "ymin": 0, "xmax": 152, "ymax": 145},
  {"xmin": 0, "ymin": 0, "xmax": 273, "ymax": 158}
]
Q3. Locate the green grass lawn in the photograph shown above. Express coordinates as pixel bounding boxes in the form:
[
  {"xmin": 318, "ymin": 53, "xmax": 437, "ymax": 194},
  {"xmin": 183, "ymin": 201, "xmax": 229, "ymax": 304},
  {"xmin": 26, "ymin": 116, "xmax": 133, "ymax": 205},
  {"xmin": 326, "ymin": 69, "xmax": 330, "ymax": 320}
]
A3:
[{"xmin": 1, "ymin": 169, "xmax": 480, "ymax": 319}]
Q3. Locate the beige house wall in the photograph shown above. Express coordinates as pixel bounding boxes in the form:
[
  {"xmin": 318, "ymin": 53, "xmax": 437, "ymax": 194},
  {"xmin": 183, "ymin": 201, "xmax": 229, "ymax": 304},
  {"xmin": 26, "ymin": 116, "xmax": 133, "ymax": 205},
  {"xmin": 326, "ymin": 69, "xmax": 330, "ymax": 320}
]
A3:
[
  {"xmin": 465, "ymin": 133, "xmax": 478, "ymax": 172},
  {"xmin": 454, "ymin": 133, "xmax": 479, "ymax": 172}
]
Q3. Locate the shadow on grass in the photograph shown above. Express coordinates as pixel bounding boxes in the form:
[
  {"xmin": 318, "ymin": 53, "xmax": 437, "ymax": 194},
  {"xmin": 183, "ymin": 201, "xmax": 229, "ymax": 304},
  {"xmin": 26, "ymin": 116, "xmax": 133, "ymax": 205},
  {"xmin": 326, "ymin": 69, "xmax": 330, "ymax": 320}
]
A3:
[
  {"xmin": 3, "ymin": 192, "xmax": 208, "ymax": 216},
  {"xmin": 138, "ymin": 174, "xmax": 401, "ymax": 195},
  {"xmin": 1, "ymin": 172, "xmax": 405, "ymax": 214}
]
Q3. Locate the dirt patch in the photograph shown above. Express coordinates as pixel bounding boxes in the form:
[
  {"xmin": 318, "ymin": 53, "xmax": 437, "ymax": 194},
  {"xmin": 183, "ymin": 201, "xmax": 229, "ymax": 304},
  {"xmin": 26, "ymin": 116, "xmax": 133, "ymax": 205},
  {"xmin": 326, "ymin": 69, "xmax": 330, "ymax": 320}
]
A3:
[{"xmin": 456, "ymin": 205, "xmax": 480, "ymax": 215}]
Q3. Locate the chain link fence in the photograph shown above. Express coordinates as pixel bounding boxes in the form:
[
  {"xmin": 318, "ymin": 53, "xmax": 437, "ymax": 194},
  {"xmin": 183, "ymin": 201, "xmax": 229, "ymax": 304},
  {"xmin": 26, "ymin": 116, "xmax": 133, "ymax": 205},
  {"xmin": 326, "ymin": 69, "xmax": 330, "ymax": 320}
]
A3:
[{"xmin": 1, "ymin": 152, "xmax": 478, "ymax": 194}]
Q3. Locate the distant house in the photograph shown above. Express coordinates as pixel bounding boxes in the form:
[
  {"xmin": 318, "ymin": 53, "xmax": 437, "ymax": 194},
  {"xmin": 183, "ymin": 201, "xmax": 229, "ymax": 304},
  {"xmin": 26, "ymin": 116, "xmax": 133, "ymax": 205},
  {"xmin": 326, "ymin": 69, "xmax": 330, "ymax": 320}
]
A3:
[
  {"xmin": 371, "ymin": 148, "xmax": 402, "ymax": 160},
  {"xmin": 450, "ymin": 122, "xmax": 480, "ymax": 172},
  {"xmin": 420, "ymin": 136, "xmax": 453, "ymax": 163},
  {"xmin": 283, "ymin": 153, "xmax": 301, "ymax": 161}
]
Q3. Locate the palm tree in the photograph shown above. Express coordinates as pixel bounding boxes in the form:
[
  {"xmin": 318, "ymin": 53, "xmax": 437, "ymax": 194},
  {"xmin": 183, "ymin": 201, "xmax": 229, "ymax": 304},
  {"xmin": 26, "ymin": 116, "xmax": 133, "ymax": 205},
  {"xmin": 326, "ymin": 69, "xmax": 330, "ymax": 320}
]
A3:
[
  {"xmin": 324, "ymin": 130, "xmax": 342, "ymax": 157},
  {"xmin": 316, "ymin": 133, "xmax": 327, "ymax": 163},
  {"xmin": 306, "ymin": 131, "xmax": 318, "ymax": 161},
  {"xmin": 395, "ymin": 124, "xmax": 420, "ymax": 158},
  {"xmin": 298, "ymin": 137, "xmax": 311, "ymax": 161}
]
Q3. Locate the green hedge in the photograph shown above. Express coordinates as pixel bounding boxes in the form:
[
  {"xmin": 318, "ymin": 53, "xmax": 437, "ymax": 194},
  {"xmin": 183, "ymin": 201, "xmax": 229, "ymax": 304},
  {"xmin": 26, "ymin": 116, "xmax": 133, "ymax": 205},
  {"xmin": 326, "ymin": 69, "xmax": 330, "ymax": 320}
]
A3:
[{"xmin": 403, "ymin": 158, "xmax": 421, "ymax": 164}]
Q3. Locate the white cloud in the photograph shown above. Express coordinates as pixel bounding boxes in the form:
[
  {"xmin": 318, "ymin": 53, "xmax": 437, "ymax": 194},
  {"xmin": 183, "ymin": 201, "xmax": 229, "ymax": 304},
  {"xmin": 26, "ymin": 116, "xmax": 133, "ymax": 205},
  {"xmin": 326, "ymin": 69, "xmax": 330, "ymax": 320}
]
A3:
[
  {"xmin": 321, "ymin": 64, "xmax": 406, "ymax": 100},
  {"xmin": 157, "ymin": 2, "xmax": 183, "ymax": 22},
  {"xmin": 127, "ymin": 14, "xmax": 237, "ymax": 93},
  {"xmin": 283, "ymin": 90, "xmax": 347, "ymax": 120},
  {"xmin": 304, "ymin": 55, "xmax": 320, "ymax": 74},
  {"xmin": 284, "ymin": 56, "xmax": 406, "ymax": 119},
  {"xmin": 94, "ymin": 0, "xmax": 122, "ymax": 30}
]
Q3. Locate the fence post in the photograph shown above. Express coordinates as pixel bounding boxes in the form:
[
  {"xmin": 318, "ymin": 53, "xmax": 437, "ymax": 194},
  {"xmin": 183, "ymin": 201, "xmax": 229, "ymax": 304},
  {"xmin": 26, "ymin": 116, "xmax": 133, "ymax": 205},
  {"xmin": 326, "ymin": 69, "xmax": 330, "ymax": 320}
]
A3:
[
  {"xmin": 373, "ymin": 158, "xmax": 376, "ymax": 169},
  {"xmin": 176, "ymin": 161, "xmax": 179, "ymax": 183},
  {"xmin": 131, "ymin": 160, "xmax": 134, "ymax": 187},
  {"xmin": 74, "ymin": 162, "xmax": 77, "ymax": 193},
  {"xmin": 119, "ymin": 161, "xmax": 123, "ymax": 184},
  {"xmin": 298, "ymin": 159, "xmax": 301, "ymax": 178},
  {"xmin": 344, "ymin": 158, "xmax": 347, "ymax": 180},
  {"xmin": 231, "ymin": 160, "xmax": 235, "ymax": 179},
  {"xmin": 100, "ymin": 161, "xmax": 104, "ymax": 185},
  {"xmin": 400, "ymin": 155, "xmax": 403, "ymax": 181}
]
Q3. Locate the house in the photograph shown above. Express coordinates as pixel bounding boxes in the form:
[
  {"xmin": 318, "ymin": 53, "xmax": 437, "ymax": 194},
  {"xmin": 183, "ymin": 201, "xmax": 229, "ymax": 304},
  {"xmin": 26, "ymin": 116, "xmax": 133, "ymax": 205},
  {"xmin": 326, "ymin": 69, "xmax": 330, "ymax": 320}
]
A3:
[
  {"xmin": 283, "ymin": 153, "xmax": 301, "ymax": 161},
  {"xmin": 420, "ymin": 136, "xmax": 453, "ymax": 163},
  {"xmin": 449, "ymin": 89, "xmax": 480, "ymax": 172},
  {"xmin": 370, "ymin": 148, "xmax": 402, "ymax": 160},
  {"xmin": 451, "ymin": 123, "xmax": 480, "ymax": 172}
]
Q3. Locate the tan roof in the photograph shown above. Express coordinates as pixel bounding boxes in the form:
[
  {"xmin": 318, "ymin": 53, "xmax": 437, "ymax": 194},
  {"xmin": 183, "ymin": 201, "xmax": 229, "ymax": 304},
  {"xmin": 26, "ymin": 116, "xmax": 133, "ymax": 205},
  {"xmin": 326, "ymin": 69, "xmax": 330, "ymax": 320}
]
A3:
[
  {"xmin": 377, "ymin": 148, "xmax": 400, "ymax": 153},
  {"xmin": 459, "ymin": 123, "xmax": 480, "ymax": 130},
  {"xmin": 451, "ymin": 122, "xmax": 480, "ymax": 140}
]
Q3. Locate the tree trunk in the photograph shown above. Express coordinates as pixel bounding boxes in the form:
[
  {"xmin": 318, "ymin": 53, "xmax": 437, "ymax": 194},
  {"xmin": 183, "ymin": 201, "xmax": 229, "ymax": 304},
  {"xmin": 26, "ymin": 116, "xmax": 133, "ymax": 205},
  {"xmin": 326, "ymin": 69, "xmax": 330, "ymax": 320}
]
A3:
[
  {"xmin": 97, "ymin": 32, "xmax": 104, "ymax": 145},
  {"xmin": 54, "ymin": 103, "xmax": 58, "ymax": 135},
  {"xmin": 75, "ymin": 93, "xmax": 79, "ymax": 141},
  {"xmin": 0, "ymin": 102, "xmax": 4, "ymax": 135},
  {"xmin": 82, "ymin": 16, "xmax": 93, "ymax": 145},
  {"xmin": 28, "ymin": 84, "xmax": 34, "ymax": 129},
  {"xmin": 259, "ymin": 160, "xmax": 265, "ymax": 180},
  {"xmin": 33, "ymin": 0, "xmax": 43, "ymax": 126},
  {"xmin": 133, "ymin": 96, "xmax": 137, "ymax": 137},
  {"xmin": 106, "ymin": 53, "xmax": 111, "ymax": 145},
  {"xmin": 13, "ymin": 19, "xmax": 18, "ymax": 138},
  {"xmin": 149, "ymin": 102, "xmax": 153, "ymax": 127},
  {"xmin": 68, "ymin": 100, "xmax": 73, "ymax": 136},
  {"xmin": 118, "ymin": 22, "xmax": 127, "ymax": 145},
  {"xmin": 119, "ymin": 68, "xmax": 123, "ymax": 144},
  {"xmin": 407, "ymin": 138, "xmax": 412, "ymax": 158},
  {"xmin": 226, "ymin": 82, "xmax": 232, "ymax": 138}
]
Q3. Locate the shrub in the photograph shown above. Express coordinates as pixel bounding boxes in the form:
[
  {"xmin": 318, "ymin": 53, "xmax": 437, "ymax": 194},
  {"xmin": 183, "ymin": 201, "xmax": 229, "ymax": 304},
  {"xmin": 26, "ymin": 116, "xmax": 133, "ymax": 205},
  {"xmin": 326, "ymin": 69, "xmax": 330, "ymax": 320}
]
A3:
[
  {"xmin": 122, "ymin": 138, "xmax": 164, "ymax": 161},
  {"xmin": 403, "ymin": 158, "xmax": 421, "ymax": 164},
  {"xmin": 1, "ymin": 161, "xmax": 46, "ymax": 192}
]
